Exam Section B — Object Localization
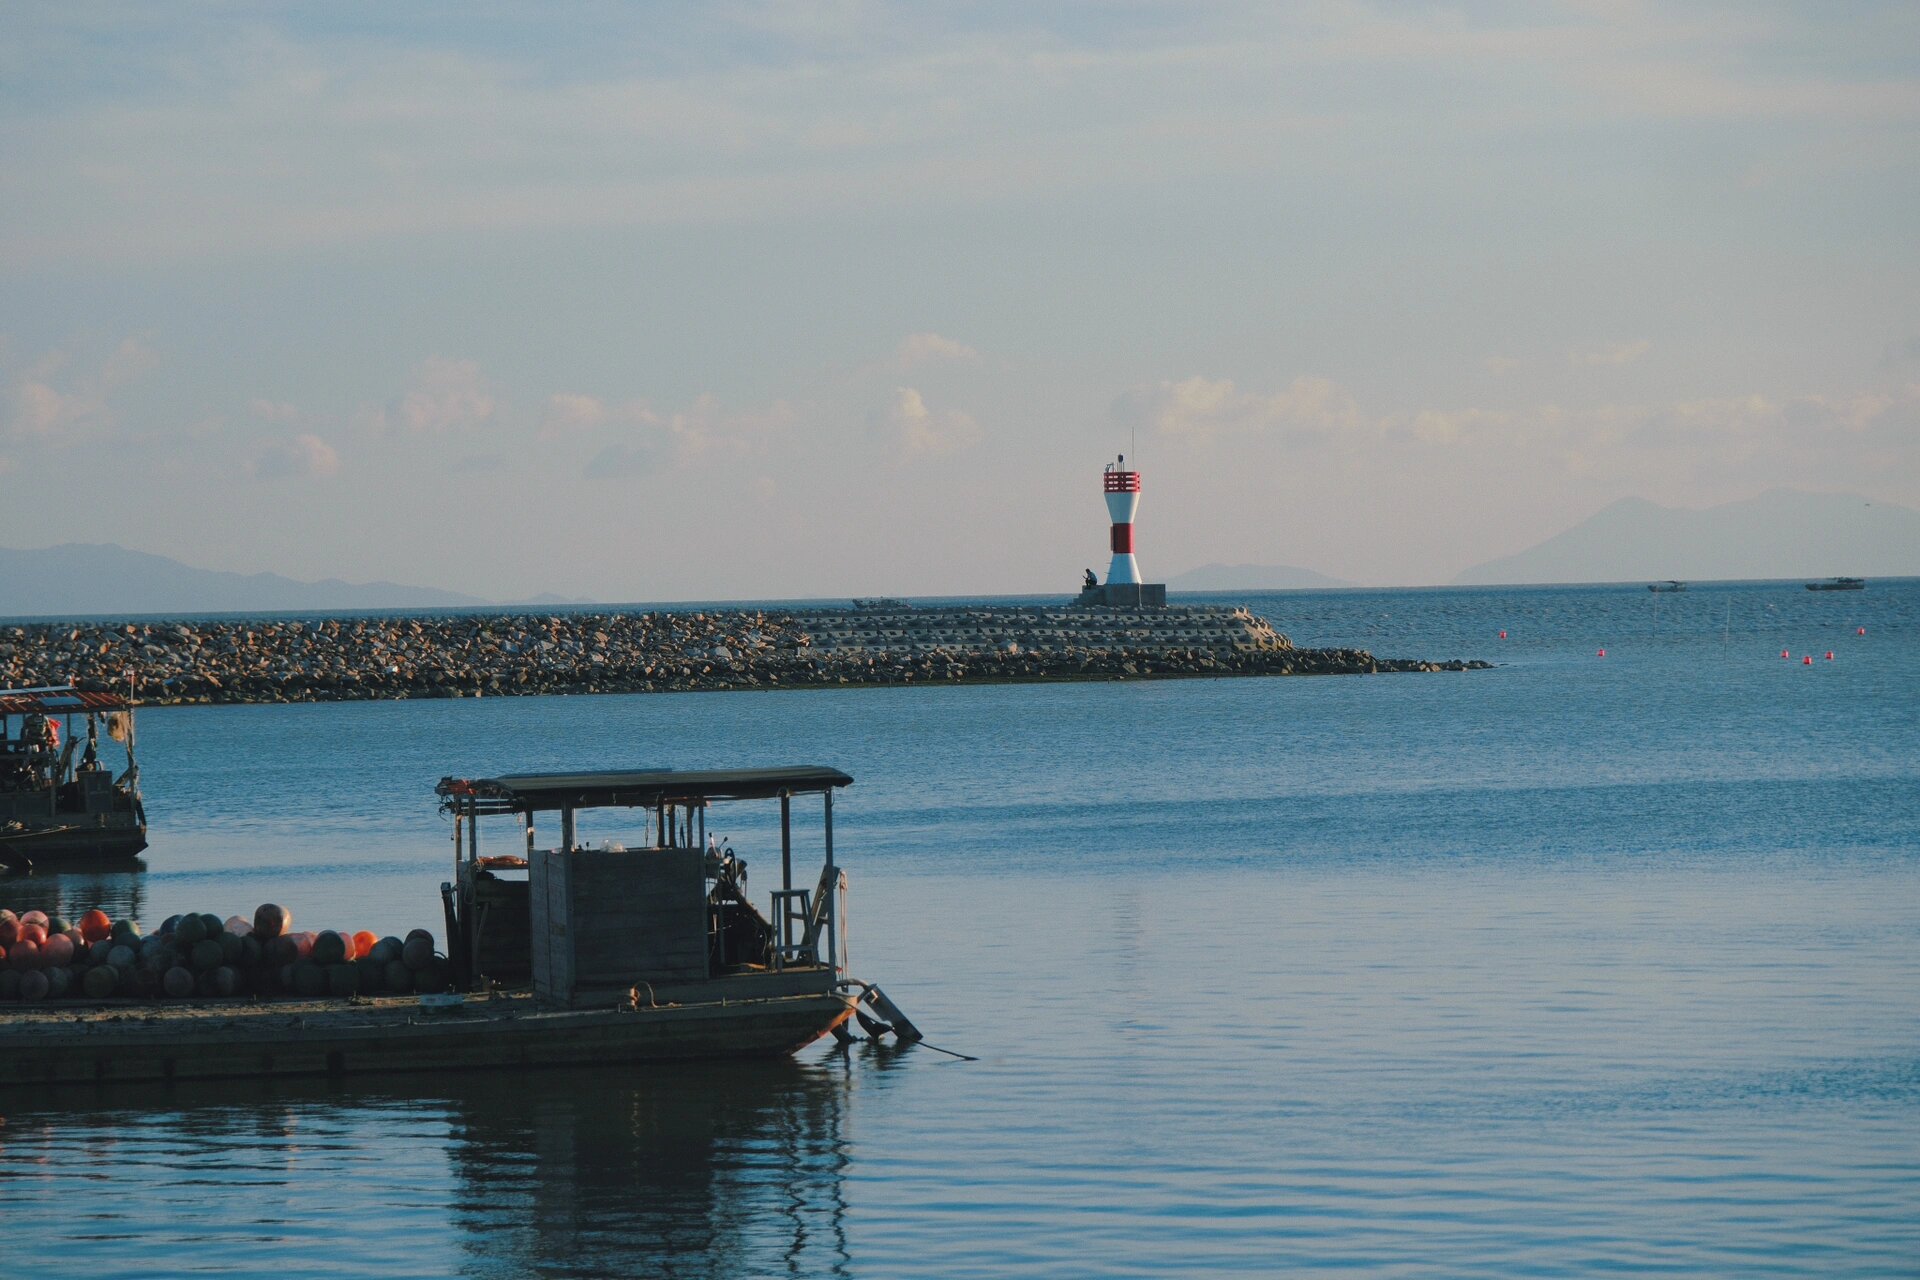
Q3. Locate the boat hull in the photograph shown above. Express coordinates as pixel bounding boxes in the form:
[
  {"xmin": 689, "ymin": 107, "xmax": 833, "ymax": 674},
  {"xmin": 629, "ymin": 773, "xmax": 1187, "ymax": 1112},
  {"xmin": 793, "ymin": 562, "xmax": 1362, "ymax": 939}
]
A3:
[
  {"xmin": 0, "ymin": 991, "xmax": 855, "ymax": 1087},
  {"xmin": 0, "ymin": 823, "xmax": 148, "ymax": 864}
]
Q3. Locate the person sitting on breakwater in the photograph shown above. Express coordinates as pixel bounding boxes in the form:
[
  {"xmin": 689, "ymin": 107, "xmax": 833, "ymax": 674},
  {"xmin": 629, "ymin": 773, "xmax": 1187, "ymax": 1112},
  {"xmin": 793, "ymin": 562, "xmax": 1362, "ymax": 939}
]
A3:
[{"xmin": 1083, "ymin": 568, "xmax": 1098, "ymax": 590}]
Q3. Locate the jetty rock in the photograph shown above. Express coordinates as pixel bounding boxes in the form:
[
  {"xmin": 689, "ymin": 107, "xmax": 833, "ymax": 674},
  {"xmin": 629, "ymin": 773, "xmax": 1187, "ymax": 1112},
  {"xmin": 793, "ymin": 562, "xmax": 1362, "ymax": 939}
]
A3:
[{"xmin": 0, "ymin": 605, "xmax": 1488, "ymax": 706}]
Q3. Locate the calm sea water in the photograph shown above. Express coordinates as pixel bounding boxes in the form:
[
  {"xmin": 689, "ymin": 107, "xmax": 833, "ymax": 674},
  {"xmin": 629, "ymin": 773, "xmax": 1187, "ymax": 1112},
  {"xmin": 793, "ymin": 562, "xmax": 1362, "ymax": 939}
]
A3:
[{"xmin": 3, "ymin": 582, "xmax": 1916, "ymax": 1277}]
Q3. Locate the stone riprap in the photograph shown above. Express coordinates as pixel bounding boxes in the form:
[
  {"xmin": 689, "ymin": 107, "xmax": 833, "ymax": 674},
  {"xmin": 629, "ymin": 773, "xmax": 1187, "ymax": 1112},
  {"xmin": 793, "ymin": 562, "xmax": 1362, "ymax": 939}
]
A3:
[{"xmin": 0, "ymin": 606, "xmax": 1486, "ymax": 705}]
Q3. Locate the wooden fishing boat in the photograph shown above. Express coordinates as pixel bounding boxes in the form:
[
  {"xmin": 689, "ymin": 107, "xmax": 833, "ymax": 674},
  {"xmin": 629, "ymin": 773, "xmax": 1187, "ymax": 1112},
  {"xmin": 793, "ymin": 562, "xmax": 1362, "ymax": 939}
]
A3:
[
  {"xmin": 1, "ymin": 764, "xmax": 919, "ymax": 1085},
  {"xmin": 0, "ymin": 686, "xmax": 146, "ymax": 870}
]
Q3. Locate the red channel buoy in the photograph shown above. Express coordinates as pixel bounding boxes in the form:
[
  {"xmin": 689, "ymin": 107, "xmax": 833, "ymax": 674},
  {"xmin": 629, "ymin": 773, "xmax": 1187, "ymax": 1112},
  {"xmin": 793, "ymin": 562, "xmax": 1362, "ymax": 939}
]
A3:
[
  {"xmin": 1826, "ymin": 651, "xmax": 1834, "ymax": 661},
  {"xmin": 1803, "ymin": 655, "xmax": 1813, "ymax": 664},
  {"xmin": 1857, "ymin": 627, "xmax": 1866, "ymax": 636},
  {"xmin": 1499, "ymin": 630, "xmax": 1507, "ymax": 639},
  {"xmin": 1781, "ymin": 649, "xmax": 1790, "ymax": 659},
  {"xmin": 1597, "ymin": 648, "xmax": 1606, "ymax": 658}
]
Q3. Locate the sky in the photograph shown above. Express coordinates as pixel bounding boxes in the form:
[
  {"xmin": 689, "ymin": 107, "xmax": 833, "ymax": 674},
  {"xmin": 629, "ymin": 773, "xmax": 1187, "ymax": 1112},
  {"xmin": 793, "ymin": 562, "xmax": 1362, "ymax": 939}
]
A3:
[{"xmin": 2, "ymin": 1, "xmax": 1917, "ymax": 600}]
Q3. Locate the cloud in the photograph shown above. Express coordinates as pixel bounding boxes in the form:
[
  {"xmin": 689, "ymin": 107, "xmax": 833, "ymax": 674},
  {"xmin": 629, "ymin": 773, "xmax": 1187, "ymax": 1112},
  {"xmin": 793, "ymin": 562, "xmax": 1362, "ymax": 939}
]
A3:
[
  {"xmin": 1115, "ymin": 375, "xmax": 1365, "ymax": 443},
  {"xmin": 573, "ymin": 392, "xmax": 794, "ymax": 474},
  {"xmin": 448, "ymin": 452, "xmax": 508, "ymax": 475},
  {"xmin": 539, "ymin": 392, "xmax": 611, "ymax": 436},
  {"xmin": 1572, "ymin": 340, "xmax": 1651, "ymax": 367},
  {"xmin": 248, "ymin": 398, "xmax": 302, "ymax": 423},
  {"xmin": 99, "ymin": 338, "xmax": 158, "ymax": 386},
  {"xmin": 896, "ymin": 332, "xmax": 979, "ymax": 367},
  {"xmin": 249, "ymin": 432, "xmax": 341, "ymax": 479},
  {"xmin": 6, "ymin": 4, "xmax": 1918, "ymax": 270},
  {"xmin": 365, "ymin": 357, "xmax": 497, "ymax": 434},
  {"xmin": 402, "ymin": 357, "xmax": 495, "ymax": 432},
  {"xmin": 879, "ymin": 386, "xmax": 980, "ymax": 458},
  {"xmin": 8, "ymin": 379, "xmax": 96, "ymax": 438},
  {"xmin": 584, "ymin": 438, "xmax": 665, "ymax": 478},
  {"xmin": 3, "ymin": 338, "xmax": 156, "ymax": 442},
  {"xmin": 1484, "ymin": 355, "xmax": 1521, "ymax": 376}
]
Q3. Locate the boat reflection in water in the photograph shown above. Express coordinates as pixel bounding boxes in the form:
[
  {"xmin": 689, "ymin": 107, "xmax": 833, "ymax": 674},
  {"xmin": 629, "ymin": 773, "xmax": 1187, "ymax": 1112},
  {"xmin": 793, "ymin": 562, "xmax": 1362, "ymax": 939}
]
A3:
[
  {"xmin": 0, "ymin": 863, "xmax": 146, "ymax": 923},
  {"xmin": 445, "ymin": 1058, "xmax": 858, "ymax": 1275},
  {"xmin": 2, "ymin": 1053, "xmax": 884, "ymax": 1277}
]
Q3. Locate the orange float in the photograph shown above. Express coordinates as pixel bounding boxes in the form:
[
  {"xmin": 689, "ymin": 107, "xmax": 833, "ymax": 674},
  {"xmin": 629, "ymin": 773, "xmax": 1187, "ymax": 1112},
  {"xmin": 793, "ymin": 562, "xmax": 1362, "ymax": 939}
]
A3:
[
  {"xmin": 352, "ymin": 931, "xmax": 377, "ymax": 960},
  {"xmin": 79, "ymin": 909, "xmax": 113, "ymax": 943}
]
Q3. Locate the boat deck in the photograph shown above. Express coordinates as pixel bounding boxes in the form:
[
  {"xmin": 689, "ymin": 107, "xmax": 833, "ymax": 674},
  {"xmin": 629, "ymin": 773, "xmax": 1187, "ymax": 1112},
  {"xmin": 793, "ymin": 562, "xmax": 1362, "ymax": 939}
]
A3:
[{"xmin": 0, "ymin": 986, "xmax": 854, "ymax": 1087}]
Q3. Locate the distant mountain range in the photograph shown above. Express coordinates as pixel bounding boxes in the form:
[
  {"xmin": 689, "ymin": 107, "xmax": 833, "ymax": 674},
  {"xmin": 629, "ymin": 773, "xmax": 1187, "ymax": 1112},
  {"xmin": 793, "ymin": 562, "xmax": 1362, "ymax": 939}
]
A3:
[
  {"xmin": 1168, "ymin": 562, "xmax": 1355, "ymax": 590},
  {"xmin": 1455, "ymin": 490, "xmax": 1920, "ymax": 585},
  {"xmin": 0, "ymin": 543, "xmax": 586, "ymax": 618}
]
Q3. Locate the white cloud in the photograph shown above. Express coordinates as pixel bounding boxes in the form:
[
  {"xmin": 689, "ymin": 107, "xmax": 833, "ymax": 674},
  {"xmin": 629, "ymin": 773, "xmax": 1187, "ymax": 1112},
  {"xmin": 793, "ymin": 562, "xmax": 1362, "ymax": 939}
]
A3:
[
  {"xmin": 584, "ymin": 437, "xmax": 664, "ymax": 478},
  {"xmin": 249, "ymin": 432, "xmax": 341, "ymax": 480},
  {"xmin": 21, "ymin": 4, "xmax": 1912, "ymax": 267},
  {"xmin": 1116, "ymin": 375, "xmax": 1366, "ymax": 443},
  {"xmin": 896, "ymin": 332, "xmax": 979, "ymax": 367},
  {"xmin": 1572, "ymin": 339, "xmax": 1651, "ymax": 367},
  {"xmin": 366, "ymin": 357, "xmax": 497, "ymax": 434},
  {"xmin": 248, "ymin": 398, "xmax": 302, "ymax": 423},
  {"xmin": 578, "ymin": 393, "xmax": 795, "ymax": 476},
  {"xmin": 880, "ymin": 386, "xmax": 980, "ymax": 458},
  {"xmin": 1484, "ymin": 355, "xmax": 1521, "ymax": 376},
  {"xmin": 539, "ymin": 392, "xmax": 611, "ymax": 436},
  {"xmin": 403, "ymin": 357, "xmax": 495, "ymax": 433},
  {"xmin": 2, "ymin": 338, "xmax": 155, "ymax": 442}
]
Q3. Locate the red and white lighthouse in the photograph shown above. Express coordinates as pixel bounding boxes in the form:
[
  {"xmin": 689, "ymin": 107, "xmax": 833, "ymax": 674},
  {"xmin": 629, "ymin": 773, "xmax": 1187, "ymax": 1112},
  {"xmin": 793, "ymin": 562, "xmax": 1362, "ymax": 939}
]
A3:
[{"xmin": 1104, "ymin": 456, "xmax": 1142, "ymax": 585}]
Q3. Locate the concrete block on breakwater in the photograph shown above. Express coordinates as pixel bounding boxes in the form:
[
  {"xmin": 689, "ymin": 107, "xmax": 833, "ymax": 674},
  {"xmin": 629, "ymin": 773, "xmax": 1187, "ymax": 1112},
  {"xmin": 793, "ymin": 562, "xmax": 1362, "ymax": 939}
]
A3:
[{"xmin": 0, "ymin": 604, "xmax": 1487, "ymax": 705}]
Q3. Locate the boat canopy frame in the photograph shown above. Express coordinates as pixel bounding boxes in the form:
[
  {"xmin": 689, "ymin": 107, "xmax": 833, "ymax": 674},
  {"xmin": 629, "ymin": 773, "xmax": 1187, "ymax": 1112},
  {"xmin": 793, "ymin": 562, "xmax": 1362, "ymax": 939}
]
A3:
[
  {"xmin": 436, "ymin": 765, "xmax": 851, "ymax": 816},
  {"xmin": 433, "ymin": 764, "xmax": 853, "ymax": 981}
]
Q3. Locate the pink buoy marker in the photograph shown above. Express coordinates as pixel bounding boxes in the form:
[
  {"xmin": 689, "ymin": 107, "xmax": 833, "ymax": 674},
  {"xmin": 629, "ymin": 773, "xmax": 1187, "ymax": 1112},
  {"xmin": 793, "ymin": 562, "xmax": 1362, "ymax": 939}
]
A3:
[
  {"xmin": 1803, "ymin": 655, "xmax": 1813, "ymax": 665},
  {"xmin": 1858, "ymin": 627, "xmax": 1866, "ymax": 636},
  {"xmin": 1781, "ymin": 649, "xmax": 1790, "ymax": 659},
  {"xmin": 1499, "ymin": 630, "xmax": 1507, "ymax": 640},
  {"xmin": 1826, "ymin": 651, "xmax": 1835, "ymax": 661},
  {"xmin": 1597, "ymin": 648, "xmax": 1606, "ymax": 658}
]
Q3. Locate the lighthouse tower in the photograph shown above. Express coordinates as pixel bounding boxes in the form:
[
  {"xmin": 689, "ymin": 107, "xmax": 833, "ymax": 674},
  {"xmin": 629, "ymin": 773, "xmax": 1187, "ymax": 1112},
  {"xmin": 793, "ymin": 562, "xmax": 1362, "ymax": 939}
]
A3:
[
  {"xmin": 1104, "ymin": 456, "xmax": 1142, "ymax": 585},
  {"xmin": 1077, "ymin": 455, "xmax": 1166, "ymax": 607}
]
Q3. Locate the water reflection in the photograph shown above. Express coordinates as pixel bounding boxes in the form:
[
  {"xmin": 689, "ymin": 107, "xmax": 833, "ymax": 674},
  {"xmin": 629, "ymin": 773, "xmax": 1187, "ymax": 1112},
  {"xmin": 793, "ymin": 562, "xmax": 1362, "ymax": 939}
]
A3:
[
  {"xmin": 444, "ymin": 1059, "xmax": 853, "ymax": 1278},
  {"xmin": 0, "ymin": 864, "xmax": 148, "ymax": 921},
  {"xmin": 3, "ymin": 1058, "xmax": 855, "ymax": 1279}
]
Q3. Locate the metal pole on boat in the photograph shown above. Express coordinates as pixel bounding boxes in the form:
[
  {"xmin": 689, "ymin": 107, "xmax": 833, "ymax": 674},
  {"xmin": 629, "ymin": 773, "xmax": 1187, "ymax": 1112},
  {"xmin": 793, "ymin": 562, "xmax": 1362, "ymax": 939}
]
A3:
[
  {"xmin": 780, "ymin": 792, "xmax": 793, "ymax": 888},
  {"xmin": 823, "ymin": 789, "xmax": 836, "ymax": 973}
]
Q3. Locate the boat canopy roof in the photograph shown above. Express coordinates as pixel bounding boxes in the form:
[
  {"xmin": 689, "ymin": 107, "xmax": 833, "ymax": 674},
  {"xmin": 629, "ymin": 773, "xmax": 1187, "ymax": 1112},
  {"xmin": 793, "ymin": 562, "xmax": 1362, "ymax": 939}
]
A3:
[
  {"xmin": 0, "ymin": 686, "xmax": 131, "ymax": 716},
  {"xmin": 437, "ymin": 765, "xmax": 853, "ymax": 814}
]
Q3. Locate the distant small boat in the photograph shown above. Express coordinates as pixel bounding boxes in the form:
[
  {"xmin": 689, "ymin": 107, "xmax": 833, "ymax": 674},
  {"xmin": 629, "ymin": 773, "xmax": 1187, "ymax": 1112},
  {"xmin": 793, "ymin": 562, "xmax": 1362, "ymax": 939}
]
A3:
[
  {"xmin": 1805, "ymin": 577, "xmax": 1865, "ymax": 592},
  {"xmin": 1647, "ymin": 580, "xmax": 1686, "ymax": 593}
]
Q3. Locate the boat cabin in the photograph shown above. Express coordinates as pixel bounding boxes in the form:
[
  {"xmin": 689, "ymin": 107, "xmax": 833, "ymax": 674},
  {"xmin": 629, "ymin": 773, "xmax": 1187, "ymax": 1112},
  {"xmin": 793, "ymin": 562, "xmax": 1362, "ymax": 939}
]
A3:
[
  {"xmin": 434, "ymin": 766, "xmax": 852, "ymax": 1008},
  {"xmin": 0, "ymin": 686, "xmax": 146, "ymax": 864}
]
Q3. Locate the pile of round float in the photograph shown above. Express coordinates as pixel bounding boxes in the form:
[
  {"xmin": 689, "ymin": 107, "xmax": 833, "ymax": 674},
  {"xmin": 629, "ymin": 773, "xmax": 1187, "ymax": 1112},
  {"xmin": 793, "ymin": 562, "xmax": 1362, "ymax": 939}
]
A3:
[{"xmin": 0, "ymin": 904, "xmax": 452, "ymax": 1004}]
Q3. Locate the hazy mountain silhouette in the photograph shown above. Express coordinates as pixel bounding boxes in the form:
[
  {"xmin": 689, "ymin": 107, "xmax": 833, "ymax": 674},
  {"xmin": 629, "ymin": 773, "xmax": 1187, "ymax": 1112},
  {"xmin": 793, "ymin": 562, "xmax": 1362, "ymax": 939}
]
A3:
[
  {"xmin": 1455, "ymin": 490, "xmax": 1920, "ymax": 585},
  {"xmin": 1169, "ymin": 562, "xmax": 1355, "ymax": 590},
  {"xmin": 0, "ymin": 543, "xmax": 491, "ymax": 618}
]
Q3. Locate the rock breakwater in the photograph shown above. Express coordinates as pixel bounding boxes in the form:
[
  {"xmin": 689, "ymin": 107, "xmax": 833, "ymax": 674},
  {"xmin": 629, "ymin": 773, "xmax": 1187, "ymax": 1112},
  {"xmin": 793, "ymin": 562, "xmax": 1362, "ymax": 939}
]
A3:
[{"xmin": 0, "ymin": 606, "xmax": 1487, "ymax": 705}]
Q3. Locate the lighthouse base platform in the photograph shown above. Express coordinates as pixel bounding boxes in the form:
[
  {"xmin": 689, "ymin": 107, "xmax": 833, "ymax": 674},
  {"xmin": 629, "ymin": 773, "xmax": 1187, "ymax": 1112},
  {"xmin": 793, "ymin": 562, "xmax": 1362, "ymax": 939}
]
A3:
[{"xmin": 1073, "ymin": 582, "xmax": 1166, "ymax": 608}]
